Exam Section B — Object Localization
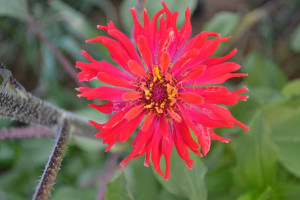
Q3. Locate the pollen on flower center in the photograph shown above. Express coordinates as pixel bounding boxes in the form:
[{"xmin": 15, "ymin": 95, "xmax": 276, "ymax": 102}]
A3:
[{"xmin": 140, "ymin": 66, "xmax": 178, "ymax": 114}]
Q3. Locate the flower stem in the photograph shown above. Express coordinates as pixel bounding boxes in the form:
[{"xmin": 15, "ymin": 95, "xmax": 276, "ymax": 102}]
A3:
[
  {"xmin": 32, "ymin": 119, "xmax": 69, "ymax": 200},
  {"xmin": 0, "ymin": 67, "xmax": 98, "ymax": 140},
  {"xmin": 0, "ymin": 126, "xmax": 54, "ymax": 140}
]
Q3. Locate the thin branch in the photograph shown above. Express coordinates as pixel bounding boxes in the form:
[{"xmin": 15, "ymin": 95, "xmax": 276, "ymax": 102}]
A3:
[
  {"xmin": 0, "ymin": 126, "xmax": 54, "ymax": 140},
  {"xmin": 0, "ymin": 74, "xmax": 97, "ymax": 140},
  {"xmin": 25, "ymin": 14, "xmax": 80, "ymax": 85},
  {"xmin": 96, "ymin": 153, "xmax": 120, "ymax": 200},
  {"xmin": 33, "ymin": 119, "xmax": 70, "ymax": 200}
]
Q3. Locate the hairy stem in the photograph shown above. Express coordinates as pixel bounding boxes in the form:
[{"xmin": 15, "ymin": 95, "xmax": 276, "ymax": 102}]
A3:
[
  {"xmin": 33, "ymin": 119, "xmax": 69, "ymax": 200},
  {"xmin": 0, "ymin": 86, "xmax": 97, "ymax": 140},
  {"xmin": 0, "ymin": 126, "xmax": 54, "ymax": 140}
]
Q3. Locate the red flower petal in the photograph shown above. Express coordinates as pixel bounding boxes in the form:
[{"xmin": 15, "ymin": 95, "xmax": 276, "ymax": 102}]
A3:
[
  {"xmin": 141, "ymin": 111, "xmax": 155, "ymax": 131},
  {"xmin": 186, "ymin": 86, "xmax": 247, "ymax": 106},
  {"xmin": 159, "ymin": 116, "xmax": 169, "ymax": 138},
  {"xmin": 162, "ymin": 129, "xmax": 173, "ymax": 179},
  {"xmin": 86, "ymin": 36, "xmax": 132, "ymax": 74},
  {"xmin": 159, "ymin": 52, "xmax": 171, "ymax": 74},
  {"xmin": 123, "ymin": 91, "xmax": 141, "ymax": 101},
  {"xmin": 128, "ymin": 60, "xmax": 147, "ymax": 78},
  {"xmin": 137, "ymin": 36, "xmax": 153, "ymax": 70},
  {"xmin": 174, "ymin": 128, "xmax": 194, "ymax": 169},
  {"xmin": 179, "ymin": 31, "xmax": 220, "ymax": 57},
  {"xmin": 104, "ymin": 106, "xmax": 132, "ymax": 129},
  {"xmin": 177, "ymin": 65, "xmax": 206, "ymax": 82},
  {"xmin": 203, "ymin": 48, "xmax": 237, "ymax": 67},
  {"xmin": 77, "ymin": 86, "xmax": 128, "ymax": 101},
  {"xmin": 103, "ymin": 22, "xmax": 142, "ymax": 64},
  {"xmin": 171, "ymin": 48, "xmax": 199, "ymax": 75},
  {"xmin": 151, "ymin": 124, "xmax": 164, "ymax": 177},
  {"xmin": 97, "ymin": 73, "xmax": 136, "ymax": 89},
  {"xmin": 167, "ymin": 108, "xmax": 182, "ymax": 122},
  {"xmin": 179, "ymin": 92, "xmax": 204, "ymax": 105},
  {"xmin": 76, "ymin": 61, "xmax": 133, "ymax": 81},
  {"xmin": 209, "ymin": 128, "xmax": 231, "ymax": 143},
  {"xmin": 89, "ymin": 101, "xmax": 126, "ymax": 114},
  {"xmin": 174, "ymin": 120, "xmax": 200, "ymax": 153},
  {"xmin": 125, "ymin": 105, "xmax": 145, "ymax": 120}
]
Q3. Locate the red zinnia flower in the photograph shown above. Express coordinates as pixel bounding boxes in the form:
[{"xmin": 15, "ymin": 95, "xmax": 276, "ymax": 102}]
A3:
[{"xmin": 76, "ymin": 2, "xmax": 248, "ymax": 179}]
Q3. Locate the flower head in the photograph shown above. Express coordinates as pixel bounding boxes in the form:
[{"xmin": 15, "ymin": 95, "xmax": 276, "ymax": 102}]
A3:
[{"xmin": 76, "ymin": 2, "xmax": 248, "ymax": 179}]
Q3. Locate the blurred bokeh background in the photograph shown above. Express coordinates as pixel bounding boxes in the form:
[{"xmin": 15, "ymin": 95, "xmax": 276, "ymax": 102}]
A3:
[{"xmin": 0, "ymin": 0, "xmax": 300, "ymax": 199}]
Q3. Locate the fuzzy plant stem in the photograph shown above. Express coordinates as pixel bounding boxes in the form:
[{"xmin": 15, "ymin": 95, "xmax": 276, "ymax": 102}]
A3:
[
  {"xmin": 32, "ymin": 119, "xmax": 69, "ymax": 200},
  {"xmin": 0, "ymin": 126, "xmax": 54, "ymax": 140},
  {"xmin": 0, "ymin": 87, "xmax": 97, "ymax": 140}
]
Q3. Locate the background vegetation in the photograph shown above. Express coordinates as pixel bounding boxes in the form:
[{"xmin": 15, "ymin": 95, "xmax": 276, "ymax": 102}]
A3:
[{"xmin": 0, "ymin": 0, "xmax": 300, "ymax": 199}]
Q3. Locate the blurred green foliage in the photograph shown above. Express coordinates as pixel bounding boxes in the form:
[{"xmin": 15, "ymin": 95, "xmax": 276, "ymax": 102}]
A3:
[{"xmin": 1, "ymin": 0, "xmax": 300, "ymax": 200}]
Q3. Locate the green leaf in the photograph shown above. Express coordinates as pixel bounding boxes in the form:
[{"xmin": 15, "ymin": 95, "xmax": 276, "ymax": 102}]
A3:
[
  {"xmin": 105, "ymin": 171, "xmax": 133, "ymax": 200},
  {"xmin": 71, "ymin": 138, "xmax": 105, "ymax": 153},
  {"xmin": 50, "ymin": 186, "xmax": 95, "ymax": 200},
  {"xmin": 203, "ymin": 12, "xmax": 241, "ymax": 37},
  {"xmin": 158, "ymin": 190, "xmax": 187, "ymax": 200},
  {"xmin": 244, "ymin": 52, "xmax": 287, "ymax": 90},
  {"xmin": 236, "ymin": 187, "xmax": 276, "ymax": 200},
  {"xmin": 290, "ymin": 24, "xmax": 300, "ymax": 52},
  {"xmin": 234, "ymin": 111, "xmax": 278, "ymax": 190},
  {"xmin": 249, "ymin": 87, "xmax": 282, "ymax": 105},
  {"xmin": 256, "ymin": 187, "xmax": 275, "ymax": 200},
  {"xmin": 0, "ymin": 0, "xmax": 28, "ymax": 20},
  {"xmin": 154, "ymin": 153, "xmax": 207, "ymax": 200},
  {"xmin": 15, "ymin": 139, "xmax": 54, "ymax": 170},
  {"xmin": 126, "ymin": 158, "xmax": 160, "ymax": 200},
  {"xmin": 121, "ymin": 0, "xmax": 197, "ymax": 33},
  {"xmin": 282, "ymin": 79, "xmax": 300, "ymax": 97},
  {"xmin": 265, "ymin": 102, "xmax": 300, "ymax": 178},
  {"xmin": 277, "ymin": 184, "xmax": 300, "ymax": 200}
]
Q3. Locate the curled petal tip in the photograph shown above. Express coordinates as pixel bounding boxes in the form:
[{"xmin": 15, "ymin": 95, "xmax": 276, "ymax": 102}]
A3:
[
  {"xmin": 144, "ymin": 161, "xmax": 149, "ymax": 167},
  {"xmin": 97, "ymin": 25, "xmax": 108, "ymax": 30}
]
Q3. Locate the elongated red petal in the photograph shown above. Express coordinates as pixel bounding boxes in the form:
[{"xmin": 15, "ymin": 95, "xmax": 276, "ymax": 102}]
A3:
[
  {"xmin": 151, "ymin": 124, "xmax": 164, "ymax": 177},
  {"xmin": 128, "ymin": 60, "xmax": 147, "ymax": 78},
  {"xmin": 123, "ymin": 91, "xmax": 141, "ymax": 101},
  {"xmin": 203, "ymin": 48, "xmax": 237, "ymax": 67},
  {"xmin": 174, "ymin": 120, "xmax": 199, "ymax": 153},
  {"xmin": 179, "ymin": 92, "xmax": 204, "ymax": 105},
  {"xmin": 159, "ymin": 116, "xmax": 169, "ymax": 138},
  {"xmin": 97, "ymin": 73, "xmax": 136, "ymax": 89},
  {"xmin": 86, "ymin": 36, "xmax": 133, "ymax": 74},
  {"xmin": 77, "ymin": 86, "xmax": 128, "ymax": 100},
  {"xmin": 89, "ymin": 101, "xmax": 126, "ymax": 114},
  {"xmin": 171, "ymin": 48, "xmax": 199, "ymax": 74},
  {"xmin": 125, "ymin": 105, "xmax": 144, "ymax": 120},
  {"xmin": 137, "ymin": 36, "xmax": 153, "ymax": 70},
  {"xmin": 178, "ymin": 65, "xmax": 206, "ymax": 82},
  {"xmin": 167, "ymin": 108, "xmax": 182, "ymax": 122},
  {"xmin": 162, "ymin": 129, "xmax": 173, "ymax": 179},
  {"xmin": 141, "ymin": 111, "xmax": 155, "ymax": 131},
  {"xmin": 159, "ymin": 52, "xmax": 171, "ymax": 74},
  {"xmin": 104, "ymin": 106, "xmax": 132, "ymax": 128},
  {"xmin": 209, "ymin": 128, "xmax": 231, "ymax": 143},
  {"xmin": 174, "ymin": 128, "xmax": 194, "ymax": 169}
]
